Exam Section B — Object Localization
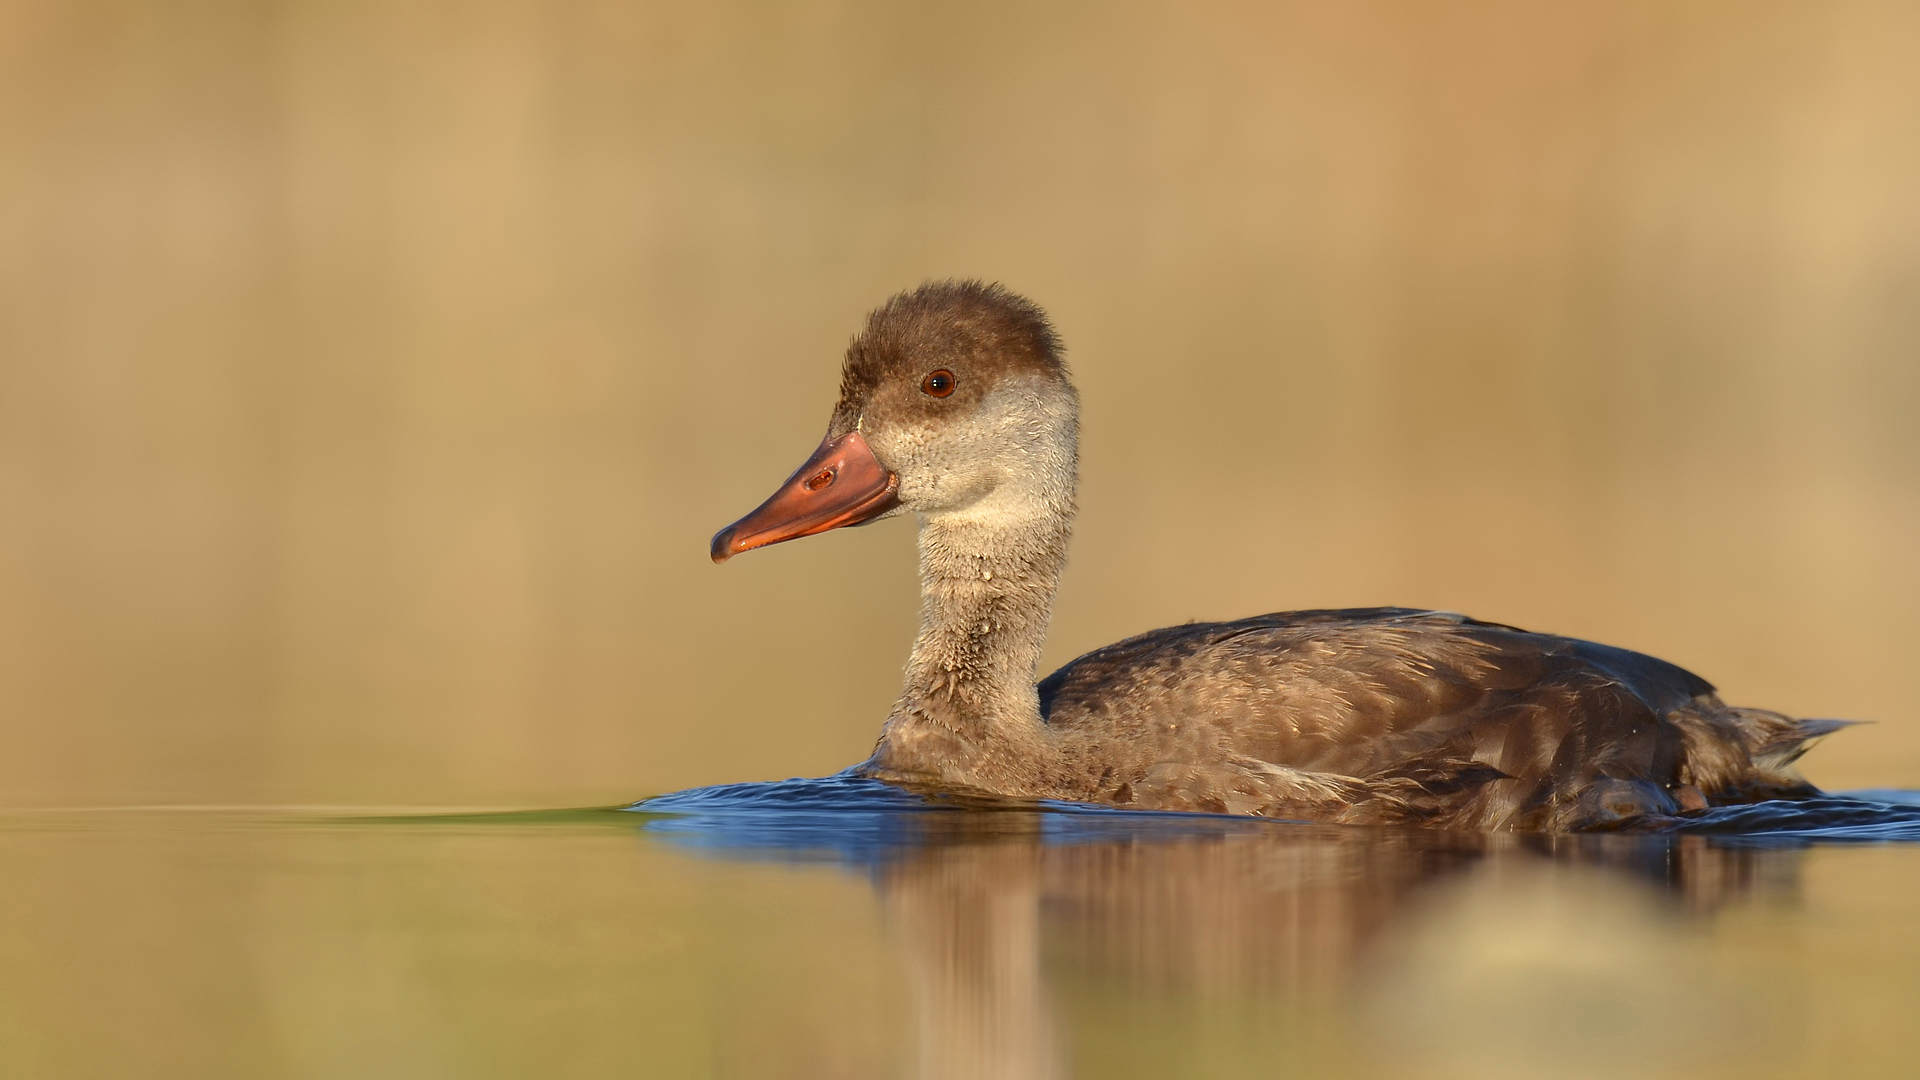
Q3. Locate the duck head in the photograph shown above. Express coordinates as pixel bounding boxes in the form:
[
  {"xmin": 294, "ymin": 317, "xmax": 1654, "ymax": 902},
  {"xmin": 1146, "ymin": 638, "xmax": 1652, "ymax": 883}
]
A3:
[{"xmin": 711, "ymin": 281, "xmax": 1078, "ymax": 563}]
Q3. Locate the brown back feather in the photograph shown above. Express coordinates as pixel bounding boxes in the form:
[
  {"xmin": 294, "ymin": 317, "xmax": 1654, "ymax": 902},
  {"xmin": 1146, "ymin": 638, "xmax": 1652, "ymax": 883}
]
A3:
[{"xmin": 1036, "ymin": 608, "xmax": 1810, "ymax": 830}]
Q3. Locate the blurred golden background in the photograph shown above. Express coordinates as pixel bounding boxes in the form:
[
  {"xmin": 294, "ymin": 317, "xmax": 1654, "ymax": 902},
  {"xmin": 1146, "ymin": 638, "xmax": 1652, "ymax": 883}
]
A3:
[{"xmin": 1, "ymin": 0, "xmax": 1916, "ymax": 809}]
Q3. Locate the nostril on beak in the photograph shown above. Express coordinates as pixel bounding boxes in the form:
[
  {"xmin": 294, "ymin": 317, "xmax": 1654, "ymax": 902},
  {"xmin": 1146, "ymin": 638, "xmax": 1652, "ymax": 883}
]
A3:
[{"xmin": 804, "ymin": 469, "xmax": 834, "ymax": 492}]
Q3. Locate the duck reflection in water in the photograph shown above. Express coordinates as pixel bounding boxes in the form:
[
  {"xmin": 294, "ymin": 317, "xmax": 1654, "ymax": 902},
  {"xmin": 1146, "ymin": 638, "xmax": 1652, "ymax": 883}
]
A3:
[{"xmin": 639, "ymin": 784, "xmax": 1848, "ymax": 1080}]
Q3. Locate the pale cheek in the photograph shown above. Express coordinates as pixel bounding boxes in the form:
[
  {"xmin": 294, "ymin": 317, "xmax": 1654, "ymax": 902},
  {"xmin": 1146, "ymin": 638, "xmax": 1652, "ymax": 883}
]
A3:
[
  {"xmin": 871, "ymin": 426, "xmax": 1008, "ymax": 511},
  {"xmin": 868, "ymin": 428, "xmax": 941, "ymax": 507}
]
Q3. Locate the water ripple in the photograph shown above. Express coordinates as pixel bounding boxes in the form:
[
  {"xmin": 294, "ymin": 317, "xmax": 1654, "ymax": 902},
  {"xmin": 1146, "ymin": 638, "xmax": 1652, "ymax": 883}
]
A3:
[{"xmin": 628, "ymin": 774, "xmax": 1920, "ymax": 860}]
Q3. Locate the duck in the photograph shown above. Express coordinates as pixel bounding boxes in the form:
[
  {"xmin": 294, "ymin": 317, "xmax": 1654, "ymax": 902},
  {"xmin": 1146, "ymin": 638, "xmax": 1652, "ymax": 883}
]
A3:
[{"xmin": 709, "ymin": 280, "xmax": 1847, "ymax": 831}]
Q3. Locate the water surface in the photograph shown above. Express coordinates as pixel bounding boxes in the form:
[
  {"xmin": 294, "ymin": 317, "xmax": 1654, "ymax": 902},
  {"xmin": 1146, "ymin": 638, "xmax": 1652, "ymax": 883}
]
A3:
[{"xmin": 6, "ymin": 786, "xmax": 1919, "ymax": 1079}]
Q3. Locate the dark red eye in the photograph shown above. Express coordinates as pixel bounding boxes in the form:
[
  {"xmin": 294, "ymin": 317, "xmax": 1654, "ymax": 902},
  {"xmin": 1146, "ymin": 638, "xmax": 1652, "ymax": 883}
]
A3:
[{"xmin": 922, "ymin": 369, "xmax": 956, "ymax": 397}]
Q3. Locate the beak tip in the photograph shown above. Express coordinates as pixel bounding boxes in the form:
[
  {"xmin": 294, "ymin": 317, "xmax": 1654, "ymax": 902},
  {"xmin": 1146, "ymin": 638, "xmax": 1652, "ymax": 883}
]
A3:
[{"xmin": 708, "ymin": 431, "xmax": 895, "ymax": 566}]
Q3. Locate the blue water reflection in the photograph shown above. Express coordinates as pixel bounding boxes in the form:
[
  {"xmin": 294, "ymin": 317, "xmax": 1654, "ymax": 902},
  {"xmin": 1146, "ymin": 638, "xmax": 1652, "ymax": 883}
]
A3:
[{"xmin": 631, "ymin": 773, "xmax": 1920, "ymax": 863}]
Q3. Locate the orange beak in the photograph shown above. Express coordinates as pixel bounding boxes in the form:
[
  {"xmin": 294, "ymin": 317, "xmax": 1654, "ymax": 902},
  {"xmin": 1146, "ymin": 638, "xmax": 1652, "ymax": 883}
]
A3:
[{"xmin": 710, "ymin": 430, "xmax": 901, "ymax": 563}]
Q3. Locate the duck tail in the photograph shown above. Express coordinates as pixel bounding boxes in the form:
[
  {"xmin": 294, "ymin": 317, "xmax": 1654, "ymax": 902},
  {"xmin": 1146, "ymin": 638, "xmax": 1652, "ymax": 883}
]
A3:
[
  {"xmin": 1685, "ymin": 708, "xmax": 1862, "ymax": 801},
  {"xmin": 1732, "ymin": 711, "xmax": 1862, "ymax": 771}
]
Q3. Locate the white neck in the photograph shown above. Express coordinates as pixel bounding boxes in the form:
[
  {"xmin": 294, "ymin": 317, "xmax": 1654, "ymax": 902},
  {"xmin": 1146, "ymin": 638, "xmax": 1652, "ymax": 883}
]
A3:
[{"xmin": 862, "ymin": 384, "xmax": 1078, "ymax": 794}]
